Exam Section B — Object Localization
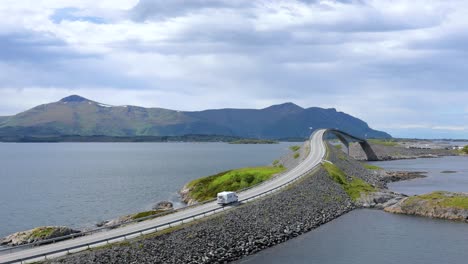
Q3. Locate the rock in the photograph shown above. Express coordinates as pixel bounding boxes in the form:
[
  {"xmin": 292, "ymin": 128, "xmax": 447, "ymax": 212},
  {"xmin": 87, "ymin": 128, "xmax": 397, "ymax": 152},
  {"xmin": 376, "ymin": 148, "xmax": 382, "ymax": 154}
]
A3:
[
  {"xmin": 381, "ymin": 171, "xmax": 427, "ymax": 183},
  {"xmin": 153, "ymin": 201, "xmax": 173, "ymax": 211},
  {"xmin": 179, "ymin": 184, "xmax": 198, "ymax": 206},
  {"xmin": 384, "ymin": 191, "xmax": 468, "ymax": 222},
  {"xmin": 357, "ymin": 191, "xmax": 407, "ymax": 209},
  {"xmin": 1, "ymin": 226, "xmax": 80, "ymax": 246}
]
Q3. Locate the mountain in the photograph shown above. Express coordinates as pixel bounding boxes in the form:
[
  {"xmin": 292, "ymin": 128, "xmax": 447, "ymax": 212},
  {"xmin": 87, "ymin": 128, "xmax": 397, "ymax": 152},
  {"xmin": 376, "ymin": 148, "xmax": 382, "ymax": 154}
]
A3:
[{"xmin": 0, "ymin": 95, "xmax": 391, "ymax": 139}]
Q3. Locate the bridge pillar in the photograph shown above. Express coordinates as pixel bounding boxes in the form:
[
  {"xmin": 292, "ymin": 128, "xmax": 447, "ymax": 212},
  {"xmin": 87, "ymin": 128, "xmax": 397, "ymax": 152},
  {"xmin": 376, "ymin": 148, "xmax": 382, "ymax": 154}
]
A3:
[{"xmin": 359, "ymin": 141, "xmax": 379, "ymax": 161}]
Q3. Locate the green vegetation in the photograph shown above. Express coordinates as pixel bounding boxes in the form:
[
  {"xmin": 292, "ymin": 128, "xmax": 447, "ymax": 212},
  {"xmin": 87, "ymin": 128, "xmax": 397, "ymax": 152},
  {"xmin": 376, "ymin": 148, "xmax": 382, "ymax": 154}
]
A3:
[
  {"xmin": 293, "ymin": 153, "xmax": 300, "ymax": 159},
  {"xmin": 272, "ymin": 160, "xmax": 280, "ymax": 166},
  {"xmin": 289, "ymin": 145, "xmax": 301, "ymax": 152},
  {"xmin": 323, "ymin": 162, "xmax": 375, "ymax": 200},
  {"xmin": 186, "ymin": 166, "xmax": 285, "ymax": 202},
  {"xmin": 229, "ymin": 139, "xmax": 278, "ymax": 144},
  {"xmin": 30, "ymin": 227, "xmax": 55, "ymax": 239},
  {"xmin": 461, "ymin": 146, "xmax": 468, "ymax": 154},
  {"xmin": 362, "ymin": 163, "xmax": 383, "ymax": 170},
  {"xmin": 334, "ymin": 144, "xmax": 343, "ymax": 150},
  {"xmin": 368, "ymin": 139, "xmax": 398, "ymax": 147},
  {"xmin": 131, "ymin": 210, "xmax": 169, "ymax": 220},
  {"xmin": 405, "ymin": 191, "xmax": 468, "ymax": 209}
]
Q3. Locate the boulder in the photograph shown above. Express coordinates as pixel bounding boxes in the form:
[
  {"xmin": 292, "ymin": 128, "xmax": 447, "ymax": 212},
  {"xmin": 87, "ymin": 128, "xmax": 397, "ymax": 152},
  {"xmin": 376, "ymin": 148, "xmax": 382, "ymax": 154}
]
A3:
[{"xmin": 153, "ymin": 201, "xmax": 173, "ymax": 211}]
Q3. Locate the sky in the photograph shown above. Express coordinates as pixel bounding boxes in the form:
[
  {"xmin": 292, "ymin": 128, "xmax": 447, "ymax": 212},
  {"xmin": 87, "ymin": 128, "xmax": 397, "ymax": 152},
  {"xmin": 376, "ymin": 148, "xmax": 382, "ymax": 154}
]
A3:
[{"xmin": 0, "ymin": 0, "xmax": 467, "ymax": 139}]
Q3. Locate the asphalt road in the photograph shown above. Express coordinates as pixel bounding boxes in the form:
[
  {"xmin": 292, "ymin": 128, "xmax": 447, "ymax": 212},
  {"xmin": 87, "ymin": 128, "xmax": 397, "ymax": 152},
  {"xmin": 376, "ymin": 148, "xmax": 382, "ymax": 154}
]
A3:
[{"xmin": 0, "ymin": 129, "xmax": 327, "ymax": 264}]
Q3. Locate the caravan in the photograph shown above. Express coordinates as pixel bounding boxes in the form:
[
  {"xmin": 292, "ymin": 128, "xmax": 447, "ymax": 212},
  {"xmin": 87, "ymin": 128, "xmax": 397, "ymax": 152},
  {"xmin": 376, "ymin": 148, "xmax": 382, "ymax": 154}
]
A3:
[{"xmin": 217, "ymin": 191, "xmax": 238, "ymax": 205}]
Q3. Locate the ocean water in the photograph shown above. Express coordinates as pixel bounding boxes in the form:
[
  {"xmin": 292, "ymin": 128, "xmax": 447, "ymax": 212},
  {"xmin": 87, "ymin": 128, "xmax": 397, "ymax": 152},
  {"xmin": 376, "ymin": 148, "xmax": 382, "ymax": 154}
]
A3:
[
  {"xmin": 238, "ymin": 156, "xmax": 468, "ymax": 264},
  {"xmin": 0, "ymin": 142, "xmax": 295, "ymax": 237}
]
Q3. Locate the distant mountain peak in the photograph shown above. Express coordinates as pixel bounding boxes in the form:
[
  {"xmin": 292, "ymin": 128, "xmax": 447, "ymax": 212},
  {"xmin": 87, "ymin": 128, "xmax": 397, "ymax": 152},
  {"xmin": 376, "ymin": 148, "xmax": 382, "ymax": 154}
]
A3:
[
  {"xmin": 263, "ymin": 102, "xmax": 304, "ymax": 112},
  {"xmin": 60, "ymin": 95, "xmax": 91, "ymax": 103}
]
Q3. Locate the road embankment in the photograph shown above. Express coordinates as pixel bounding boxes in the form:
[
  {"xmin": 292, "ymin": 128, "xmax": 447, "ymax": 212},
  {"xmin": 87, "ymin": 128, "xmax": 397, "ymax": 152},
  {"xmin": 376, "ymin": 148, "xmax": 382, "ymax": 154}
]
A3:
[{"xmin": 47, "ymin": 143, "xmax": 362, "ymax": 264}]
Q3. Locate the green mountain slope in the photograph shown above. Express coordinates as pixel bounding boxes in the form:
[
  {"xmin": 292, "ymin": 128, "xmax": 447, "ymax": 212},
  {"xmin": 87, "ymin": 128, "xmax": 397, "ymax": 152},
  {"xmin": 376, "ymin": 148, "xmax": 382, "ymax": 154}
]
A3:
[{"xmin": 0, "ymin": 95, "xmax": 391, "ymax": 139}]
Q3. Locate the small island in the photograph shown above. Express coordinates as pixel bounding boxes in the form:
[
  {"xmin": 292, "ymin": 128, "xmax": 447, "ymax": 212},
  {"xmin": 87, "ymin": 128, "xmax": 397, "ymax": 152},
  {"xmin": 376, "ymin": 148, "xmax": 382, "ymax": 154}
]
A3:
[{"xmin": 384, "ymin": 191, "xmax": 468, "ymax": 222}]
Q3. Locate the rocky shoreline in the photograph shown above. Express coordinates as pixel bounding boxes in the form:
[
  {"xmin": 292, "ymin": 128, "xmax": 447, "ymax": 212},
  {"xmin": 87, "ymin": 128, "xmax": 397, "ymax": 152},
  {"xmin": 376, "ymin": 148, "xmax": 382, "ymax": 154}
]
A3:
[
  {"xmin": 384, "ymin": 192, "xmax": 468, "ymax": 222},
  {"xmin": 380, "ymin": 171, "xmax": 427, "ymax": 183},
  {"xmin": 0, "ymin": 227, "xmax": 80, "ymax": 247}
]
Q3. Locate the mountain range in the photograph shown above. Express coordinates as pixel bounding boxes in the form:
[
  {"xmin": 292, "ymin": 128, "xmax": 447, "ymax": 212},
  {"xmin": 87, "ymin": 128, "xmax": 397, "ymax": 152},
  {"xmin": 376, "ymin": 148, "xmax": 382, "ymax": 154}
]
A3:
[{"xmin": 0, "ymin": 95, "xmax": 391, "ymax": 140}]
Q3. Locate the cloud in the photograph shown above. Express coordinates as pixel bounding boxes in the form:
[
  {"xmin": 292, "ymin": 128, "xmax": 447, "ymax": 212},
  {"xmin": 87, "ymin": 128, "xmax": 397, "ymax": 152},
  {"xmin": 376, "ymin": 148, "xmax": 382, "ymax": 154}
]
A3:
[{"xmin": 0, "ymin": 0, "xmax": 467, "ymax": 139}]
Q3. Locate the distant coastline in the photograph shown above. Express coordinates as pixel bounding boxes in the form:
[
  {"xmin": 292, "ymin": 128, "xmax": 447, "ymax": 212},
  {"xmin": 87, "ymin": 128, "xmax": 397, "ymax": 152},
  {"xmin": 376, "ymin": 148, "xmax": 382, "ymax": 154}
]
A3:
[{"xmin": 0, "ymin": 134, "xmax": 306, "ymax": 143}]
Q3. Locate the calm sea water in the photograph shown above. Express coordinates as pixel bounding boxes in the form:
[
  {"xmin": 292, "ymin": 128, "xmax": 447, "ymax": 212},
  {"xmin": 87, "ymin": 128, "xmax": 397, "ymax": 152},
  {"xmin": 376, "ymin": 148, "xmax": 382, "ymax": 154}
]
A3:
[
  {"xmin": 239, "ymin": 156, "xmax": 468, "ymax": 264},
  {"xmin": 0, "ymin": 142, "xmax": 295, "ymax": 237}
]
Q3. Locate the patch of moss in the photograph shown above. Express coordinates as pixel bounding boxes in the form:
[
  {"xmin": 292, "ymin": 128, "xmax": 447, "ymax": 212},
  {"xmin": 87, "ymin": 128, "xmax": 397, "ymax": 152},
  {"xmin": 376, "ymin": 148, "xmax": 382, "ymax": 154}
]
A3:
[
  {"xmin": 362, "ymin": 163, "xmax": 383, "ymax": 170},
  {"xmin": 30, "ymin": 227, "xmax": 55, "ymax": 239},
  {"xmin": 293, "ymin": 153, "xmax": 300, "ymax": 159},
  {"xmin": 131, "ymin": 210, "xmax": 169, "ymax": 220},
  {"xmin": 323, "ymin": 162, "xmax": 375, "ymax": 201},
  {"xmin": 461, "ymin": 146, "xmax": 468, "ymax": 155},
  {"xmin": 405, "ymin": 191, "xmax": 468, "ymax": 209},
  {"xmin": 289, "ymin": 145, "xmax": 301, "ymax": 152}
]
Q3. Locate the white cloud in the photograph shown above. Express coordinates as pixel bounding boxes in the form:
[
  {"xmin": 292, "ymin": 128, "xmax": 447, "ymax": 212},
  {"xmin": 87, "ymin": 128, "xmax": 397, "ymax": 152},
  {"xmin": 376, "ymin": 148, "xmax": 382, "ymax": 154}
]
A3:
[{"xmin": 0, "ymin": 0, "xmax": 467, "ymax": 138}]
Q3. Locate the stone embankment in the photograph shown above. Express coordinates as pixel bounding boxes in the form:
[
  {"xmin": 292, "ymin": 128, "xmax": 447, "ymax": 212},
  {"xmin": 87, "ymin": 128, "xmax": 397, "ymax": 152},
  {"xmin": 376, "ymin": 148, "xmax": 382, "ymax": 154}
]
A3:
[
  {"xmin": 1, "ymin": 226, "xmax": 80, "ymax": 246},
  {"xmin": 47, "ymin": 144, "xmax": 358, "ymax": 264}
]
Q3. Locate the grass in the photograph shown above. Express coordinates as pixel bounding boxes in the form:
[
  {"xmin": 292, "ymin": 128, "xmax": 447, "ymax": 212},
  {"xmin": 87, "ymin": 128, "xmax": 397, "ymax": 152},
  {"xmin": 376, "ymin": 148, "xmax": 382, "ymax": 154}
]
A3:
[
  {"xmin": 30, "ymin": 227, "xmax": 55, "ymax": 239},
  {"xmin": 362, "ymin": 163, "xmax": 383, "ymax": 170},
  {"xmin": 186, "ymin": 166, "xmax": 285, "ymax": 202},
  {"xmin": 293, "ymin": 153, "xmax": 300, "ymax": 159},
  {"xmin": 368, "ymin": 139, "xmax": 398, "ymax": 147},
  {"xmin": 405, "ymin": 191, "xmax": 468, "ymax": 209},
  {"xmin": 322, "ymin": 162, "xmax": 375, "ymax": 200},
  {"xmin": 131, "ymin": 210, "xmax": 169, "ymax": 220},
  {"xmin": 334, "ymin": 144, "xmax": 343, "ymax": 150},
  {"xmin": 461, "ymin": 145, "xmax": 468, "ymax": 154},
  {"xmin": 289, "ymin": 145, "xmax": 301, "ymax": 152}
]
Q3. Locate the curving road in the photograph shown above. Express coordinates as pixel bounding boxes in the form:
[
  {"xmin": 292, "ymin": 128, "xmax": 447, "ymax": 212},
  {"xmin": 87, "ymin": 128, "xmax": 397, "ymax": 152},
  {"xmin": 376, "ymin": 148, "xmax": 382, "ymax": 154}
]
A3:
[{"xmin": 0, "ymin": 129, "xmax": 327, "ymax": 264}]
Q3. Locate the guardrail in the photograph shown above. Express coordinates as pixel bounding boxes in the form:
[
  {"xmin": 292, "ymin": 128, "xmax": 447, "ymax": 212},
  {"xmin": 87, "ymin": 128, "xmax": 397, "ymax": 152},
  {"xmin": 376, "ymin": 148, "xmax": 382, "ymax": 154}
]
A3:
[{"xmin": 1, "ymin": 133, "xmax": 326, "ymax": 264}]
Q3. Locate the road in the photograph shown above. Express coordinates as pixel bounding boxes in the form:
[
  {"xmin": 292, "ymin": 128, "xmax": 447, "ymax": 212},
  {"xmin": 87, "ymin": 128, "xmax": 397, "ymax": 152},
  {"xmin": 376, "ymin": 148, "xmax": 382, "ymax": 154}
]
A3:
[{"xmin": 0, "ymin": 129, "xmax": 327, "ymax": 264}]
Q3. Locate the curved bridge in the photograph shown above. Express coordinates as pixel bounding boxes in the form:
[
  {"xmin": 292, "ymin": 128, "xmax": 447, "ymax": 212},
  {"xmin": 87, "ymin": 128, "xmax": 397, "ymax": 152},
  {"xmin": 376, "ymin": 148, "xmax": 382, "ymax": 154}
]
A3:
[{"xmin": 325, "ymin": 129, "xmax": 379, "ymax": 161}]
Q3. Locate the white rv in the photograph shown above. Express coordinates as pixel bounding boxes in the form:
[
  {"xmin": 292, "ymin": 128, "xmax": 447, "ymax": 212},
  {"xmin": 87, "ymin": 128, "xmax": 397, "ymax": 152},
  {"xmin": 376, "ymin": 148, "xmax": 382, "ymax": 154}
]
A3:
[{"xmin": 217, "ymin": 191, "xmax": 238, "ymax": 205}]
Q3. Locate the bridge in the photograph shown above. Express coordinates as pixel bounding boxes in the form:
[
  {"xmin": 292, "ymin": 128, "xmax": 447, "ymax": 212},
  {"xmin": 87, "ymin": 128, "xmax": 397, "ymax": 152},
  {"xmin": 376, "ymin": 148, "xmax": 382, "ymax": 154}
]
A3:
[
  {"xmin": 0, "ymin": 129, "xmax": 377, "ymax": 264},
  {"xmin": 327, "ymin": 129, "xmax": 379, "ymax": 161}
]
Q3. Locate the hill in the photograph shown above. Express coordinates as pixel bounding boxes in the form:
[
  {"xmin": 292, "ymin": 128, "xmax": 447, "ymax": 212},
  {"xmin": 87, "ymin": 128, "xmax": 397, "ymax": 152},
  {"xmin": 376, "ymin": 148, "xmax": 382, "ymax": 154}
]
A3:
[{"xmin": 0, "ymin": 95, "xmax": 391, "ymax": 140}]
